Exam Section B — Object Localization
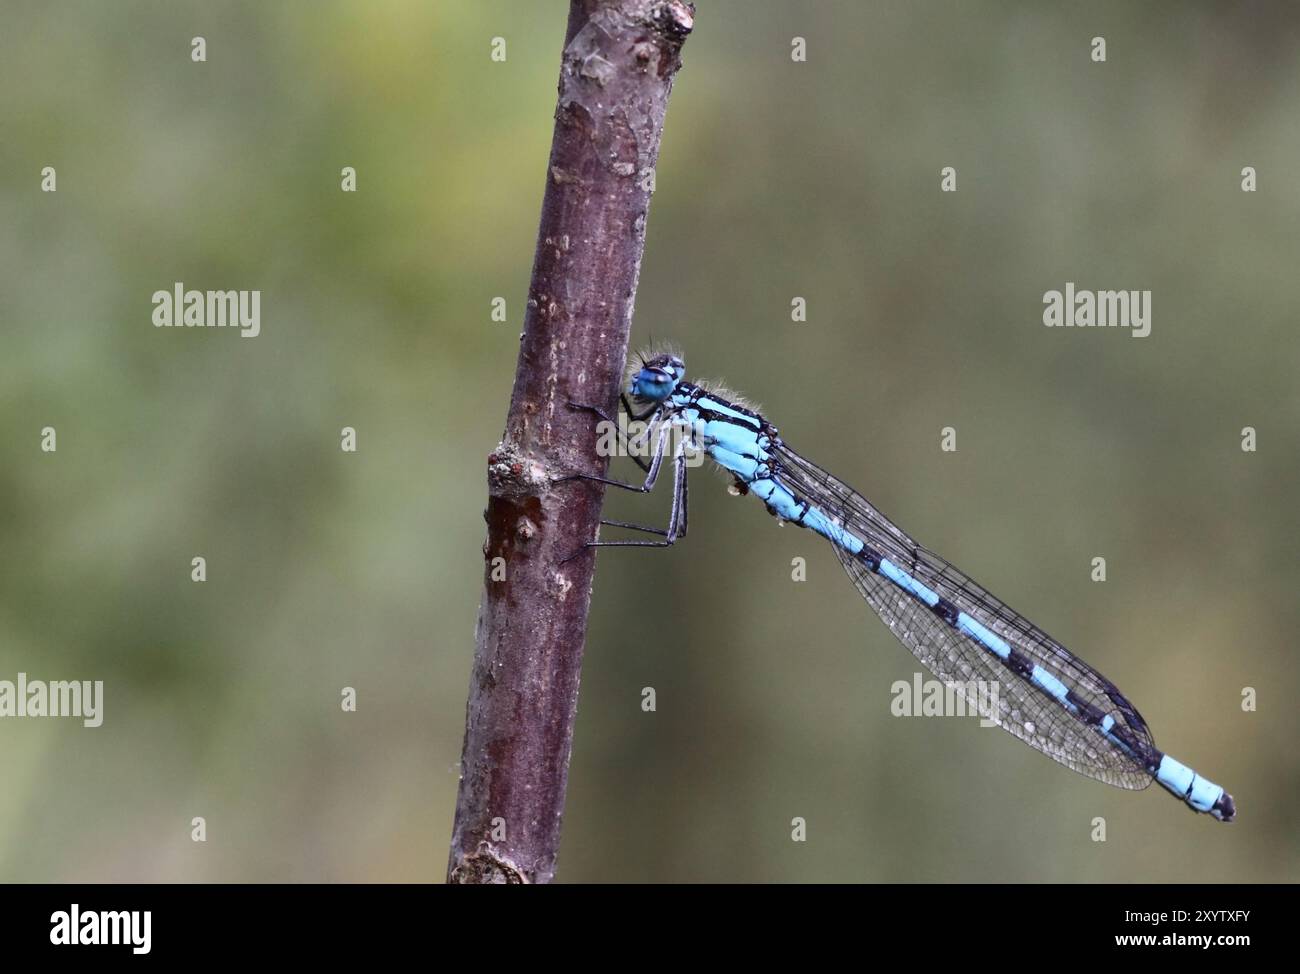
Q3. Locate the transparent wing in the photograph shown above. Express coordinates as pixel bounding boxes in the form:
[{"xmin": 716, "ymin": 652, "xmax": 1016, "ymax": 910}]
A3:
[{"xmin": 773, "ymin": 442, "xmax": 1156, "ymax": 790}]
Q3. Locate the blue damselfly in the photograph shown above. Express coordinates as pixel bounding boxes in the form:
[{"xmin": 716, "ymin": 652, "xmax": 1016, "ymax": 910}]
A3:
[{"xmin": 562, "ymin": 349, "xmax": 1236, "ymax": 822}]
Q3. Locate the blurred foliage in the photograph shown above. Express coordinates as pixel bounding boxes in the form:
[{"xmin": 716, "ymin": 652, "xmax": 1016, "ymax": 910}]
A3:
[{"xmin": 0, "ymin": 0, "xmax": 1296, "ymax": 882}]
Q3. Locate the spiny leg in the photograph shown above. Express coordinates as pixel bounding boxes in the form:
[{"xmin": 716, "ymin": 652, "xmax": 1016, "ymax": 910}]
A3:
[
  {"xmin": 581, "ymin": 440, "xmax": 689, "ymax": 551},
  {"xmin": 555, "ymin": 413, "xmax": 670, "ymax": 494},
  {"xmin": 556, "ymin": 402, "xmax": 699, "ymax": 559},
  {"xmin": 566, "ymin": 393, "xmax": 653, "ymax": 424},
  {"xmin": 567, "ymin": 395, "xmax": 661, "ymax": 472},
  {"xmin": 599, "ymin": 518, "xmax": 667, "ymax": 536}
]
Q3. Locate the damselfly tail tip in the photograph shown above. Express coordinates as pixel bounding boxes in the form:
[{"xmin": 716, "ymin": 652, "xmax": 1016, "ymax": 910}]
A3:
[
  {"xmin": 1212, "ymin": 791, "xmax": 1236, "ymax": 823},
  {"xmin": 1156, "ymin": 754, "xmax": 1236, "ymax": 823}
]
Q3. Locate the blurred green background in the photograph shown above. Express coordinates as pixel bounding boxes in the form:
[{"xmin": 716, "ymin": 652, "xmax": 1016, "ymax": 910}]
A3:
[{"xmin": 1, "ymin": 1, "xmax": 1296, "ymax": 882}]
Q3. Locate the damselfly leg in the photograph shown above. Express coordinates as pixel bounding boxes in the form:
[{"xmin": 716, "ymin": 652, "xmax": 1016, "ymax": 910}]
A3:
[
  {"xmin": 556, "ymin": 406, "xmax": 689, "ymax": 559},
  {"xmin": 566, "ymin": 395, "xmax": 659, "ymax": 472}
]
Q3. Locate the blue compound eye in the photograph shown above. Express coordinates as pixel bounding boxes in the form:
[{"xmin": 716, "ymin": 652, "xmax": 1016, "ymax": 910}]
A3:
[
  {"xmin": 634, "ymin": 373, "xmax": 665, "ymax": 398},
  {"xmin": 630, "ymin": 353, "xmax": 687, "ymax": 401}
]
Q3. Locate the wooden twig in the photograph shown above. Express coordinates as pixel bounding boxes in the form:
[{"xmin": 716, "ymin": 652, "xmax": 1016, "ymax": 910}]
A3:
[{"xmin": 447, "ymin": 0, "xmax": 694, "ymax": 884}]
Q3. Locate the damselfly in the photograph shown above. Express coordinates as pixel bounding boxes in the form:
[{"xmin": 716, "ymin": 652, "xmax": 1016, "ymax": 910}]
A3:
[{"xmin": 563, "ymin": 348, "xmax": 1236, "ymax": 822}]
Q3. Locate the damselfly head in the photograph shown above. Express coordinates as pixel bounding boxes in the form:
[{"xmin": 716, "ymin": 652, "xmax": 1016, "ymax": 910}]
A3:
[{"xmin": 629, "ymin": 352, "xmax": 685, "ymax": 403}]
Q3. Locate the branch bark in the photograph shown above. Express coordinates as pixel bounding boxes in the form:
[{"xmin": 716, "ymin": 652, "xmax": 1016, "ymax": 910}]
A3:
[{"xmin": 447, "ymin": 0, "xmax": 694, "ymax": 884}]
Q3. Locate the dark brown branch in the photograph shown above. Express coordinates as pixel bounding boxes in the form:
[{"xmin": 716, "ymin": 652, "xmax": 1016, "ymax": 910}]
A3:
[{"xmin": 447, "ymin": 0, "xmax": 694, "ymax": 884}]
